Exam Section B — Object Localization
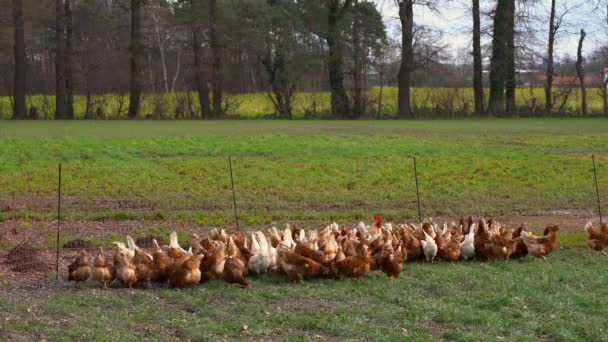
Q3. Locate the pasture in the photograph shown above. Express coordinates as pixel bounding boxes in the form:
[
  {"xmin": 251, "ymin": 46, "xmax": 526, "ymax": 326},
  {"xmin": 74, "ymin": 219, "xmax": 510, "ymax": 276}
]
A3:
[
  {"xmin": 1, "ymin": 119, "xmax": 608, "ymax": 340},
  {"xmin": 1, "ymin": 87, "xmax": 606, "ymax": 119}
]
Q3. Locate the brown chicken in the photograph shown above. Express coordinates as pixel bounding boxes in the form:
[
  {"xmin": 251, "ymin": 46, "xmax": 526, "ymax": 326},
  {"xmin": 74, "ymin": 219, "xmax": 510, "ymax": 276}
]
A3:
[
  {"xmin": 379, "ymin": 245, "xmax": 404, "ymax": 278},
  {"xmin": 584, "ymin": 222, "xmax": 608, "ymax": 251},
  {"xmin": 170, "ymin": 254, "xmax": 205, "ymax": 288},
  {"xmin": 509, "ymin": 224, "xmax": 528, "ymax": 259},
  {"xmin": 436, "ymin": 234, "xmax": 461, "ymax": 262},
  {"xmin": 399, "ymin": 226, "xmax": 422, "ymax": 262},
  {"xmin": 92, "ymin": 247, "xmax": 115, "ymax": 288},
  {"xmin": 201, "ymin": 242, "xmax": 227, "ymax": 282},
  {"xmin": 151, "ymin": 239, "xmax": 172, "ymax": 282},
  {"xmin": 521, "ymin": 225, "xmax": 560, "ymax": 260},
  {"xmin": 278, "ymin": 248, "xmax": 334, "ymax": 282},
  {"xmin": 335, "ymin": 245, "xmax": 371, "ymax": 278},
  {"xmin": 223, "ymin": 245, "xmax": 250, "ymax": 288},
  {"xmin": 68, "ymin": 250, "xmax": 92, "ymax": 283},
  {"xmin": 114, "ymin": 247, "xmax": 137, "ymax": 289}
]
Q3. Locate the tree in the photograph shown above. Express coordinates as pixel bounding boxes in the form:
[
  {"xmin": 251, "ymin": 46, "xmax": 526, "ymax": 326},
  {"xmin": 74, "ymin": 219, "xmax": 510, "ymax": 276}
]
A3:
[
  {"xmin": 327, "ymin": 0, "xmax": 353, "ymax": 118},
  {"xmin": 488, "ymin": 0, "xmax": 511, "ymax": 115},
  {"xmin": 12, "ymin": 0, "xmax": 27, "ymax": 120},
  {"xmin": 128, "ymin": 0, "xmax": 143, "ymax": 118},
  {"xmin": 575, "ymin": 29, "xmax": 587, "ymax": 116},
  {"xmin": 545, "ymin": 0, "xmax": 557, "ymax": 114},
  {"xmin": 209, "ymin": 0, "xmax": 223, "ymax": 117},
  {"xmin": 56, "ymin": 0, "xmax": 67, "ymax": 119},
  {"xmin": 398, "ymin": 0, "xmax": 414, "ymax": 118},
  {"xmin": 65, "ymin": 0, "xmax": 74, "ymax": 119},
  {"xmin": 191, "ymin": 10, "xmax": 212, "ymax": 117},
  {"xmin": 505, "ymin": 0, "xmax": 515, "ymax": 113},
  {"xmin": 352, "ymin": 0, "xmax": 363, "ymax": 118},
  {"xmin": 472, "ymin": 0, "xmax": 484, "ymax": 115}
]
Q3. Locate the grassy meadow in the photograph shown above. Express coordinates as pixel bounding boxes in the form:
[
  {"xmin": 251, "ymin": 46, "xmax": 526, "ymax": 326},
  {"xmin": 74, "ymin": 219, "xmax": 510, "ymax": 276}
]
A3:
[
  {"xmin": 1, "ymin": 249, "xmax": 608, "ymax": 340},
  {"xmin": 1, "ymin": 87, "xmax": 606, "ymax": 119},
  {"xmin": 1, "ymin": 119, "xmax": 607, "ymax": 225},
  {"xmin": 1, "ymin": 120, "xmax": 608, "ymax": 340}
]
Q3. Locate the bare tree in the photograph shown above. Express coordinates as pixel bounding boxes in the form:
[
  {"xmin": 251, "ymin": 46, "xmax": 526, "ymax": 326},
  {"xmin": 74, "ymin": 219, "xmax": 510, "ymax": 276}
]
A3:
[
  {"xmin": 398, "ymin": 0, "xmax": 414, "ymax": 118},
  {"xmin": 12, "ymin": 0, "xmax": 26, "ymax": 119},
  {"xmin": 209, "ymin": 0, "xmax": 223, "ymax": 117},
  {"xmin": 65, "ymin": 0, "xmax": 74, "ymax": 119},
  {"xmin": 352, "ymin": 0, "xmax": 363, "ymax": 118},
  {"xmin": 128, "ymin": 0, "xmax": 143, "ymax": 118},
  {"xmin": 489, "ymin": 0, "xmax": 510, "ymax": 115},
  {"xmin": 575, "ymin": 29, "xmax": 587, "ymax": 115},
  {"xmin": 505, "ymin": 0, "xmax": 515, "ymax": 113},
  {"xmin": 472, "ymin": 0, "xmax": 484, "ymax": 115},
  {"xmin": 56, "ymin": 0, "xmax": 67, "ymax": 119},
  {"xmin": 327, "ymin": 0, "xmax": 353, "ymax": 118}
]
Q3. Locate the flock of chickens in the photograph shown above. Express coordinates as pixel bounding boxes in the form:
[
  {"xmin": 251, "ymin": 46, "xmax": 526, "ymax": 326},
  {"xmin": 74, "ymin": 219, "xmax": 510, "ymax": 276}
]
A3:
[{"xmin": 66, "ymin": 216, "xmax": 579, "ymax": 289}]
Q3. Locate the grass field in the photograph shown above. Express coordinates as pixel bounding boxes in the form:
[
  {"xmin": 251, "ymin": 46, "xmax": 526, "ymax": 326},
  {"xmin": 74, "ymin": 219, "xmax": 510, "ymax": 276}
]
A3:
[
  {"xmin": 1, "ymin": 119, "xmax": 608, "ymax": 340},
  {"xmin": 1, "ymin": 249, "xmax": 608, "ymax": 340},
  {"xmin": 1, "ymin": 87, "xmax": 606, "ymax": 119},
  {"xmin": 1, "ymin": 119, "xmax": 607, "ymax": 224}
]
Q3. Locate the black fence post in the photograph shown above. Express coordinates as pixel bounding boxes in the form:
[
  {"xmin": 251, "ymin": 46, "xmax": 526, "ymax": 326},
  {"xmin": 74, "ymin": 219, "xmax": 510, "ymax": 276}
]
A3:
[
  {"xmin": 592, "ymin": 155, "xmax": 603, "ymax": 223},
  {"xmin": 413, "ymin": 157, "xmax": 422, "ymax": 223},
  {"xmin": 229, "ymin": 156, "xmax": 240, "ymax": 231},
  {"xmin": 55, "ymin": 163, "xmax": 62, "ymax": 281}
]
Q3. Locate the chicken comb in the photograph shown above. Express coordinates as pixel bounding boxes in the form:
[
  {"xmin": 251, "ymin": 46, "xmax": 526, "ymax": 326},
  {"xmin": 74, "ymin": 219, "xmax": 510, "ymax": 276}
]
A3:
[{"xmin": 374, "ymin": 215, "xmax": 383, "ymax": 228}]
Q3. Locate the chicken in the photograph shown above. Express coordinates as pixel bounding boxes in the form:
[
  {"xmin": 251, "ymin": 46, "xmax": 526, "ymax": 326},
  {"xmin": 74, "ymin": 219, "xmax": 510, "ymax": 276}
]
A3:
[
  {"xmin": 167, "ymin": 232, "xmax": 190, "ymax": 269},
  {"xmin": 460, "ymin": 223, "xmax": 476, "ymax": 260},
  {"xmin": 584, "ymin": 222, "xmax": 608, "ymax": 251},
  {"xmin": 248, "ymin": 232, "xmax": 267, "ymax": 274},
  {"xmin": 420, "ymin": 231, "xmax": 437, "ymax": 262},
  {"xmin": 92, "ymin": 247, "xmax": 115, "ymax": 288},
  {"xmin": 278, "ymin": 247, "xmax": 334, "ymax": 282},
  {"xmin": 170, "ymin": 254, "xmax": 205, "ymax": 288},
  {"xmin": 521, "ymin": 225, "xmax": 560, "ymax": 260},
  {"xmin": 223, "ymin": 242, "xmax": 250, "ymax": 288},
  {"xmin": 436, "ymin": 232, "xmax": 460, "ymax": 262},
  {"xmin": 113, "ymin": 244, "xmax": 137, "ymax": 288},
  {"xmin": 318, "ymin": 232, "xmax": 339, "ymax": 263},
  {"xmin": 335, "ymin": 245, "xmax": 371, "ymax": 278},
  {"xmin": 201, "ymin": 241, "xmax": 226, "ymax": 281},
  {"xmin": 379, "ymin": 245, "xmax": 404, "ymax": 278},
  {"xmin": 151, "ymin": 239, "xmax": 172, "ymax": 282},
  {"xmin": 127, "ymin": 236, "xmax": 154, "ymax": 285},
  {"xmin": 509, "ymin": 224, "xmax": 528, "ymax": 259},
  {"xmin": 68, "ymin": 250, "xmax": 92, "ymax": 283}
]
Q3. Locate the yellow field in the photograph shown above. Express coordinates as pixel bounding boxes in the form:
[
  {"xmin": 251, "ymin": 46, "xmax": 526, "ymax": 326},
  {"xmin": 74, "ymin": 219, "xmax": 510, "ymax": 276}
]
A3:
[{"xmin": 0, "ymin": 86, "xmax": 605, "ymax": 119}]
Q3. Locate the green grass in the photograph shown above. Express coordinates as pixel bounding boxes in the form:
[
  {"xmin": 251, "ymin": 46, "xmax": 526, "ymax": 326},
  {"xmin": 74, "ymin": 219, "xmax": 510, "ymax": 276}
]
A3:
[
  {"xmin": 1, "ymin": 87, "xmax": 606, "ymax": 119},
  {"xmin": 1, "ymin": 248, "xmax": 607, "ymax": 340},
  {"xmin": 0, "ymin": 119, "xmax": 607, "ymax": 224}
]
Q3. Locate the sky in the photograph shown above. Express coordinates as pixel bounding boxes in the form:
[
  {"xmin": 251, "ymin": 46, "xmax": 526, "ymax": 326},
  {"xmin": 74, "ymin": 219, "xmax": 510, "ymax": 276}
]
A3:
[{"xmin": 374, "ymin": 0, "xmax": 606, "ymax": 64}]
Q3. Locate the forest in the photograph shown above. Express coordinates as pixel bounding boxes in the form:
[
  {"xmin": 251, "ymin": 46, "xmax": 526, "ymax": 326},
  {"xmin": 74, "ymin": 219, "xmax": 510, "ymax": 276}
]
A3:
[{"xmin": 1, "ymin": 0, "xmax": 607, "ymax": 119}]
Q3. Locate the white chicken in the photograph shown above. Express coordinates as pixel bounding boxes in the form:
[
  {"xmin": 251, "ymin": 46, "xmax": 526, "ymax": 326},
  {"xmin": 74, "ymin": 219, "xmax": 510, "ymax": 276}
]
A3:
[
  {"xmin": 460, "ymin": 223, "xmax": 476, "ymax": 260},
  {"xmin": 249, "ymin": 232, "xmax": 270, "ymax": 274},
  {"xmin": 420, "ymin": 231, "xmax": 438, "ymax": 262}
]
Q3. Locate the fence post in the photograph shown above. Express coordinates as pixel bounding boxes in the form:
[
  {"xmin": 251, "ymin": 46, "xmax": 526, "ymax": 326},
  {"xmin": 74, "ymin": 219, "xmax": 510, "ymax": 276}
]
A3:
[
  {"xmin": 413, "ymin": 157, "xmax": 422, "ymax": 223},
  {"xmin": 592, "ymin": 155, "xmax": 603, "ymax": 223},
  {"xmin": 55, "ymin": 163, "xmax": 62, "ymax": 281},
  {"xmin": 229, "ymin": 156, "xmax": 240, "ymax": 231}
]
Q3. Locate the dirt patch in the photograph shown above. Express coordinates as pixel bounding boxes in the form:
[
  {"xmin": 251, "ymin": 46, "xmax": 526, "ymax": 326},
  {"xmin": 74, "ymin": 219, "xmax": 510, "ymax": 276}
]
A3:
[
  {"xmin": 62, "ymin": 239, "xmax": 95, "ymax": 251},
  {"xmin": 135, "ymin": 236, "xmax": 167, "ymax": 249},
  {"xmin": 6, "ymin": 245, "xmax": 47, "ymax": 273}
]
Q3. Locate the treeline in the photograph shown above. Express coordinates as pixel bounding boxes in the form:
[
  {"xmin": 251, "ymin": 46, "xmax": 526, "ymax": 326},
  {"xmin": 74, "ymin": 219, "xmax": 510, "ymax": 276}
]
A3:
[{"xmin": 1, "ymin": 0, "xmax": 607, "ymax": 119}]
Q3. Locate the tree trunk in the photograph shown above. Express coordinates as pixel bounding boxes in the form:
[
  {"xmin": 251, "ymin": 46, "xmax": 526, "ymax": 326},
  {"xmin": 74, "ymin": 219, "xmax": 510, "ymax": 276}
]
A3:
[
  {"xmin": 545, "ymin": 0, "xmax": 556, "ymax": 115},
  {"xmin": 488, "ymin": 0, "xmax": 508, "ymax": 116},
  {"xmin": 128, "ymin": 0, "xmax": 143, "ymax": 119},
  {"xmin": 209, "ymin": 0, "xmax": 223, "ymax": 117},
  {"xmin": 55, "ymin": 0, "xmax": 67, "ymax": 119},
  {"xmin": 65, "ymin": 0, "xmax": 74, "ymax": 119},
  {"xmin": 576, "ymin": 29, "xmax": 587, "ymax": 116},
  {"xmin": 505, "ymin": 0, "xmax": 516, "ymax": 114},
  {"xmin": 472, "ymin": 0, "xmax": 484, "ymax": 116},
  {"xmin": 327, "ymin": 0, "xmax": 352, "ymax": 119},
  {"xmin": 12, "ymin": 0, "xmax": 27, "ymax": 120},
  {"xmin": 352, "ymin": 0, "xmax": 362, "ymax": 118},
  {"xmin": 192, "ymin": 24, "xmax": 211, "ymax": 118},
  {"xmin": 398, "ymin": 0, "xmax": 414, "ymax": 119}
]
